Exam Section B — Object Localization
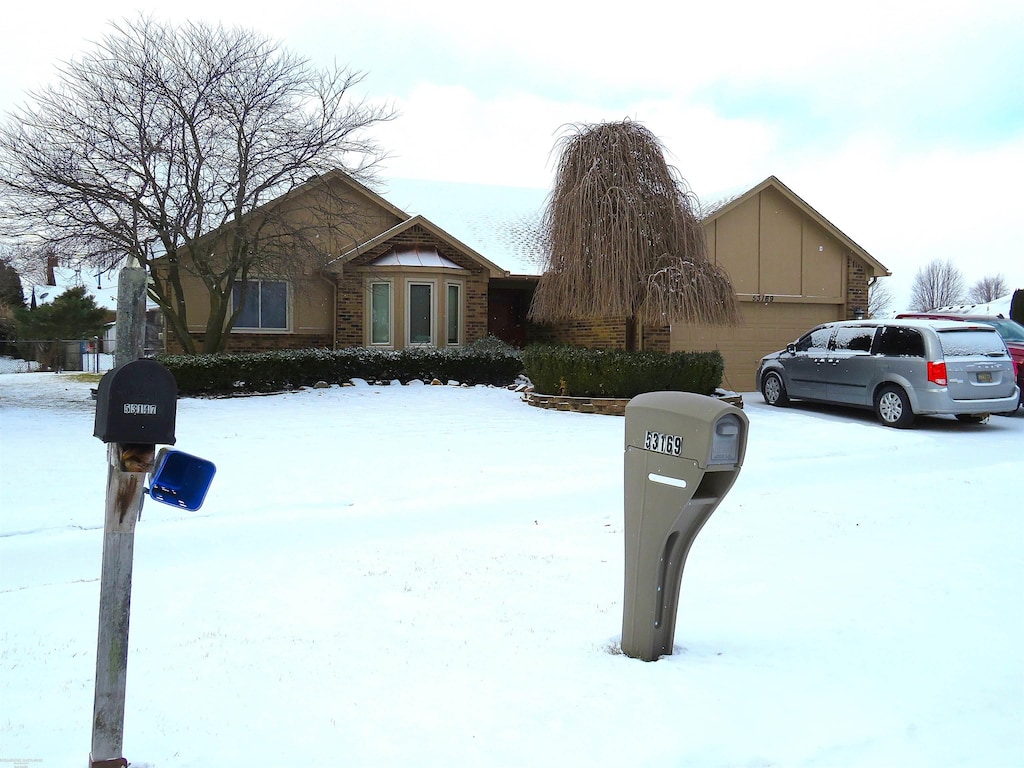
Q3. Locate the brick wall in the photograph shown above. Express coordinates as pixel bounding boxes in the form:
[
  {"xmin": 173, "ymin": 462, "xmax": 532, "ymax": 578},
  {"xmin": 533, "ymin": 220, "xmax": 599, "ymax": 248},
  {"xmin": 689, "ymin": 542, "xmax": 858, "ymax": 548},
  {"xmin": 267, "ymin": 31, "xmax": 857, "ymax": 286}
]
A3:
[
  {"xmin": 542, "ymin": 316, "xmax": 628, "ymax": 348},
  {"xmin": 529, "ymin": 317, "xmax": 670, "ymax": 352},
  {"xmin": 335, "ymin": 271, "xmax": 364, "ymax": 347},
  {"xmin": 165, "ymin": 332, "xmax": 333, "ymax": 354},
  {"xmin": 642, "ymin": 325, "xmax": 670, "ymax": 352},
  {"xmin": 464, "ymin": 275, "xmax": 489, "ymax": 344},
  {"xmin": 846, "ymin": 256, "xmax": 869, "ymax": 318},
  {"xmin": 335, "ymin": 224, "xmax": 492, "ymax": 348}
]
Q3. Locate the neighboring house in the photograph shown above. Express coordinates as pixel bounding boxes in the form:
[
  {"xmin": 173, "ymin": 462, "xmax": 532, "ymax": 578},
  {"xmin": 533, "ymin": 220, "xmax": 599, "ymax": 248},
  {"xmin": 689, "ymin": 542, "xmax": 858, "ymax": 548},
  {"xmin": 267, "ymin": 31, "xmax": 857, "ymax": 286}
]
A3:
[{"xmin": 162, "ymin": 171, "xmax": 888, "ymax": 392}]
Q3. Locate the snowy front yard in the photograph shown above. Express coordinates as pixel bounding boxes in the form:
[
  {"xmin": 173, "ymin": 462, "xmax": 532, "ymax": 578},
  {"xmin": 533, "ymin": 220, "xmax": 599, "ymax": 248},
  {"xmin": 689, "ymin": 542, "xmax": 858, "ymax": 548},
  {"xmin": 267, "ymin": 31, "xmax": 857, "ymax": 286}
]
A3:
[{"xmin": 1, "ymin": 371, "xmax": 1022, "ymax": 767}]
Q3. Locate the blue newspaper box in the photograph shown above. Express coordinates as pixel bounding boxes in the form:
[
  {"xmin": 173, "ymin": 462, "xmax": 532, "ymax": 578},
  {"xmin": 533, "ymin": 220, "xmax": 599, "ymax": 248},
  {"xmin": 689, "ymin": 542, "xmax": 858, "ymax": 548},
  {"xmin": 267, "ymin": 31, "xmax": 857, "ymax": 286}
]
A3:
[{"xmin": 149, "ymin": 449, "xmax": 216, "ymax": 511}]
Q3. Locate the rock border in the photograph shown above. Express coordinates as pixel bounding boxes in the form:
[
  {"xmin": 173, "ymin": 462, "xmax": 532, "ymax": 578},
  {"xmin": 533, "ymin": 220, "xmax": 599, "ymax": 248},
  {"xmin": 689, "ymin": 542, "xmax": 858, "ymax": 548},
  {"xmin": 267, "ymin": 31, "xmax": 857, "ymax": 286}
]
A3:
[{"xmin": 523, "ymin": 389, "xmax": 744, "ymax": 416}]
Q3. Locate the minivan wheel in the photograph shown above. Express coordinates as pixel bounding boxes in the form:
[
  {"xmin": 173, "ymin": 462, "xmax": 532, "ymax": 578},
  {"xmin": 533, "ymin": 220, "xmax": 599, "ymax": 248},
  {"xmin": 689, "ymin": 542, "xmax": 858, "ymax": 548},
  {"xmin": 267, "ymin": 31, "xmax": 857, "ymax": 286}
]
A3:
[
  {"xmin": 875, "ymin": 385, "xmax": 915, "ymax": 428},
  {"xmin": 761, "ymin": 371, "xmax": 789, "ymax": 407}
]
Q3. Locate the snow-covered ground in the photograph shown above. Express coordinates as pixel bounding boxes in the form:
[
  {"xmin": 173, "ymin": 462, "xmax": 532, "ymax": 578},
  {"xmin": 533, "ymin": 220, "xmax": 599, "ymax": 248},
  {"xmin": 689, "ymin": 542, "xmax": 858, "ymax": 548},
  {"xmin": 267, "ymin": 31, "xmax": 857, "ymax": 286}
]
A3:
[{"xmin": 1, "ymin": 368, "xmax": 1022, "ymax": 767}]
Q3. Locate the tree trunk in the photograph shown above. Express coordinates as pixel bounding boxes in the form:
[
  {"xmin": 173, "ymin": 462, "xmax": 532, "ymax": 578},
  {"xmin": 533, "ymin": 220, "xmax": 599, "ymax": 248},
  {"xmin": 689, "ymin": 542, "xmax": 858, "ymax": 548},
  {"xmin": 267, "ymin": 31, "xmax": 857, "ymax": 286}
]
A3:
[
  {"xmin": 157, "ymin": 302, "xmax": 196, "ymax": 355},
  {"xmin": 625, "ymin": 316, "xmax": 640, "ymax": 352}
]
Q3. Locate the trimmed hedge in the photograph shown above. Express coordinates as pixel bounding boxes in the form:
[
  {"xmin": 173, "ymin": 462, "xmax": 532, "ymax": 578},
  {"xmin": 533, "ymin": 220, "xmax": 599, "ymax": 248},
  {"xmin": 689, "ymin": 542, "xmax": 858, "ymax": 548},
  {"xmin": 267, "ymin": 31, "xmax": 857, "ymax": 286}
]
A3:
[
  {"xmin": 158, "ymin": 337, "xmax": 523, "ymax": 396},
  {"xmin": 521, "ymin": 344, "xmax": 724, "ymax": 399}
]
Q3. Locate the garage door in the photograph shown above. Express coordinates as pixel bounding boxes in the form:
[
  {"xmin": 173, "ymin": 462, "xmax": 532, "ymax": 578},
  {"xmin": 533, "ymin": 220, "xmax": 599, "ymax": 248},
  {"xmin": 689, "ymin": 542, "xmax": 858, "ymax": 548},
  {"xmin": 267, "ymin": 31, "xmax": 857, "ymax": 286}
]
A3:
[{"xmin": 668, "ymin": 302, "xmax": 841, "ymax": 393}]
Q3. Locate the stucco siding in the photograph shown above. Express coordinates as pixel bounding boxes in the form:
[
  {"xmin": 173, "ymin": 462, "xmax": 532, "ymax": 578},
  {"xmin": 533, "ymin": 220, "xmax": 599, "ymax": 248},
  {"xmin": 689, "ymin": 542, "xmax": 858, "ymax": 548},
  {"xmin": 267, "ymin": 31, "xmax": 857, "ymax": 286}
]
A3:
[{"xmin": 671, "ymin": 301, "xmax": 841, "ymax": 393}]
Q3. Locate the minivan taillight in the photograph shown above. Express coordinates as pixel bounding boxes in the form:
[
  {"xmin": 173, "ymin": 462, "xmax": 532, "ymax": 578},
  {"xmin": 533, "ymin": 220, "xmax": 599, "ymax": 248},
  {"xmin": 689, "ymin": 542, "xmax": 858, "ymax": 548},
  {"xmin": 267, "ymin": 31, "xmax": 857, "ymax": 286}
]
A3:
[{"xmin": 927, "ymin": 361, "xmax": 948, "ymax": 386}]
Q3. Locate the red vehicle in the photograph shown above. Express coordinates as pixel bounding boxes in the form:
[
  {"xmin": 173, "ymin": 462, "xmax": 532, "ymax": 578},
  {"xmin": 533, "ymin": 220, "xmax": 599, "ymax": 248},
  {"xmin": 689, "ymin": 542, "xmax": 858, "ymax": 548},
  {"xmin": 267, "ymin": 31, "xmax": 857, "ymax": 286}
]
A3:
[{"xmin": 895, "ymin": 313, "xmax": 1024, "ymax": 410}]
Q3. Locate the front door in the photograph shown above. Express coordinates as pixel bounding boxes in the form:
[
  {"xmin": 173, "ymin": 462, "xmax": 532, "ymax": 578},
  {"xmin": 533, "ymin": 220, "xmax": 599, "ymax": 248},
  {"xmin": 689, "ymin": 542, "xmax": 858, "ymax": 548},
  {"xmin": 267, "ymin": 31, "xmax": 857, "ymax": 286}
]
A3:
[{"xmin": 488, "ymin": 288, "xmax": 529, "ymax": 347}]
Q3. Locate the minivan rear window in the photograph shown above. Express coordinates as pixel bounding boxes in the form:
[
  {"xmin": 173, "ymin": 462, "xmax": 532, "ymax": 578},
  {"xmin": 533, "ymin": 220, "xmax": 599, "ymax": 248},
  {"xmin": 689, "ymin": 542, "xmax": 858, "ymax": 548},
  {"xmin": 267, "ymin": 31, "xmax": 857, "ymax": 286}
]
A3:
[{"xmin": 937, "ymin": 329, "xmax": 1008, "ymax": 358}]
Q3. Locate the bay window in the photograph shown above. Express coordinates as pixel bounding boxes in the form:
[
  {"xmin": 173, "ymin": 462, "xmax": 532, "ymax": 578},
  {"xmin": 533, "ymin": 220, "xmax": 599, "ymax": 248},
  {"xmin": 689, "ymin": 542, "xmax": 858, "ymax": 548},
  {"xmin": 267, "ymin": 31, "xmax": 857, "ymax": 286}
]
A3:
[
  {"xmin": 370, "ymin": 281, "xmax": 392, "ymax": 345},
  {"xmin": 407, "ymin": 282, "xmax": 435, "ymax": 345},
  {"xmin": 446, "ymin": 282, "xmax": 462, "ymax": 346}
]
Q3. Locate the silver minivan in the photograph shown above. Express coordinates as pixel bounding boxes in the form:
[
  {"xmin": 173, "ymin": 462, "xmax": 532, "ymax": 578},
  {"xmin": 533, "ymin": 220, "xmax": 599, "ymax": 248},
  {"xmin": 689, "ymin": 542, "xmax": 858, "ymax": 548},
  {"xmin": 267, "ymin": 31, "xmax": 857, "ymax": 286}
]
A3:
[{"xmin": 756, "ymin": 319, "xmax": 1020, "ymax": 427}]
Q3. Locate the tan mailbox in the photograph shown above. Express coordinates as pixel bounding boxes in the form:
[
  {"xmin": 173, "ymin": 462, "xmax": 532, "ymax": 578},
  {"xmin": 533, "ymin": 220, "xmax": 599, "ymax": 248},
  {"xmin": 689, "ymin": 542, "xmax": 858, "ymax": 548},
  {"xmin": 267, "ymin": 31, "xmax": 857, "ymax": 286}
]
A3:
[{"xmin": 621, "ymin": 391, "xmax": 748, "ymax": 661}]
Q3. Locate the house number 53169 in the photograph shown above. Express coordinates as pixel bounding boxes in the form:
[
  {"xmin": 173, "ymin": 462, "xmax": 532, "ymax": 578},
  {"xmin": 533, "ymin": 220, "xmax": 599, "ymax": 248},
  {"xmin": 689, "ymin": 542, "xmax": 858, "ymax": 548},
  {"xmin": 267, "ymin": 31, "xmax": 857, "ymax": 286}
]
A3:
[{"xmin": 644, "ymin": 430, "xmax": 682, "ymax": 456}]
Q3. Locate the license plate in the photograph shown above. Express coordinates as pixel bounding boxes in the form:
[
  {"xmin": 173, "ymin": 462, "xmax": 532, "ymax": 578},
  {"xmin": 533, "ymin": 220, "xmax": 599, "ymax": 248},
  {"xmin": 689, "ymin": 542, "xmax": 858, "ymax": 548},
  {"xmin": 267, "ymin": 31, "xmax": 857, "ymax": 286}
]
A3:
[
  {"xmin": 644, "ymin": 430, "xmax": 682, "ymax": 456},
  {"xmin": 977, "ymin": 371, "xmax": 993, "ymax": 383}
]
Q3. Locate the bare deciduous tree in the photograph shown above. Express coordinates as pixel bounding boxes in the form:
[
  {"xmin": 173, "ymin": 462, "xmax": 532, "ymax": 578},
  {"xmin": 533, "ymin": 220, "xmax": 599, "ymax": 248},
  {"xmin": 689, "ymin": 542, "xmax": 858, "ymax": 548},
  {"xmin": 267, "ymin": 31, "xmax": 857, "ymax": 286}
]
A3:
[
  {"xmin": 0, "ymin": 242, "xmax": 48, "ymax": 289},
  {"xmin": 528, "ymin": 120, "xmax": 738, "ymax": 350},
  {"xmin": 908, "ymin": 259, "xmax": 966, "ymax": 311},
  {"xmin": 967, "ymin": 274, "xmax": 1009, "ymax": 303},
  {"xmin": 0, "ymin": 16, "xmax": 394, "ymax": 354},
  {"xmin": 867, "ymin": 278, "xmax": 894, "ymax": 318}
]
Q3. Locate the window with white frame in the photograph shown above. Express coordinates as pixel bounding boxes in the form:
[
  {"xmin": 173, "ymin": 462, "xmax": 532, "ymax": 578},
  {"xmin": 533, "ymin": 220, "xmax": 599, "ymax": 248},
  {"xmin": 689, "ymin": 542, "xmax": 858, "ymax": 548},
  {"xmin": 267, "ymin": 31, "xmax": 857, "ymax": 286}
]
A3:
[
  {"xmin": 369, "ymin": 281, "xmax": 392, "ymax": 345},
  {"xmin": 446, "ymin": 282, "xmax": 462, "ymax": 346},
  {"xmin": 407, "ymin": 281, "xmax": 435, "ymax": 345},
  {"xmin": 232, "ymin": 279, "xmax": 288, "ymax": 330}
]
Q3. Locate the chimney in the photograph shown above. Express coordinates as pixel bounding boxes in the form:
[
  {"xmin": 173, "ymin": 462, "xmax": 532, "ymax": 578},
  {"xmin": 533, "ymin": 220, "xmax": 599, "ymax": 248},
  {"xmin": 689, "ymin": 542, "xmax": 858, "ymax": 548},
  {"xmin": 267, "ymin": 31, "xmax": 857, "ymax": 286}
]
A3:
[{"xmin": 46, "ymin": 252, "xmax": 58, "ymax": 286}]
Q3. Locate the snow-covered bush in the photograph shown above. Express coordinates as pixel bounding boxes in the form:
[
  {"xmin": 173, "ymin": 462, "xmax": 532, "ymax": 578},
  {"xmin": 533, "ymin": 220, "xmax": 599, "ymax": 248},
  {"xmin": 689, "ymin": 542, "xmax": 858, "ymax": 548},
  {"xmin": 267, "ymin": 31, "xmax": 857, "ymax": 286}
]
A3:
[
  {"xmin": 159, "ymin": 339, "xmax": 523, "ymax": 396},
  {"xmin": 521, "ymin": 345, "xmax": 723, "ymax": 398}
]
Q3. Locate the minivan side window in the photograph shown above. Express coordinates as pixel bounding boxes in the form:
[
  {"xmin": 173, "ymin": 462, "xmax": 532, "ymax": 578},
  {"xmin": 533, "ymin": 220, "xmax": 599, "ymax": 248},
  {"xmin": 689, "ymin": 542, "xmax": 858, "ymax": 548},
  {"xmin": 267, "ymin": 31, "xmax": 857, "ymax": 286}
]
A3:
[
  {"xmin": 795, "ymin": 327, "xmax": 832, "ymax": 353},
  {"xmin": 833, "ymin": 326, "xmax": 876, "ymax": 353},
  {"xmin": 875, "ymin": 327, "xmax": 925, "ymax": 357}
]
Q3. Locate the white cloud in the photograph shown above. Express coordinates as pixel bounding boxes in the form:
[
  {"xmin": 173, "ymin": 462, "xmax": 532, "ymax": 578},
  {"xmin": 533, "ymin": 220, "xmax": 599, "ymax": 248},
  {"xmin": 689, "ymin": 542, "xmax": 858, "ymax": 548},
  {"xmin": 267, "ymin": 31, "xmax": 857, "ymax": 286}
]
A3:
[
  {"xmin": 782, "ymin": 136, "xmax": 1024, "ymax": 308},
  {"xmin": 3, "ymin": 0, "xmax": 1021, "ymax": 311},
  {"xmin": 372, "ymin": 84, "xmax": 607, "ymax": 188}
]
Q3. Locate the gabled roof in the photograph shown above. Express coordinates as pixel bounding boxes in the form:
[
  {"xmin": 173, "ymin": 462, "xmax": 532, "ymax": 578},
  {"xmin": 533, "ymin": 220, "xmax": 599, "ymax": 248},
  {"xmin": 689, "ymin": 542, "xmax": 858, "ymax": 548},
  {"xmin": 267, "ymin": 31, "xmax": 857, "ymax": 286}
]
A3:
[
  {"xmin": 292, "ymin": 168, "xmax": 410, "ymax": 222},
  {"xmin": 326, "ymin": 214, "xmax": 507, "ymax": 278},
  {"xmin": 180, "ymin": 168, "xmax": 411, "ymax": 252},
  {"xmin": 383, "ymin": 177, "xmax": 548, "ymax": 277},
  {"xmin": 701, "ymin": 175, "xmax": 891, "ymax": 278}
]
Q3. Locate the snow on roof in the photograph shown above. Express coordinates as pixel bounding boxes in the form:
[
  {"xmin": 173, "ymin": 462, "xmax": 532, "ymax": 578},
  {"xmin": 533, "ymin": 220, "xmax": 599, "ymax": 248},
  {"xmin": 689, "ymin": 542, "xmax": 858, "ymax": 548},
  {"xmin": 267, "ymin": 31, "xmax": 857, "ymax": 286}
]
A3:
[
  {"xmin": 930, "ymin": 294, "xmax": 1014, "ymax": 317},
  {"xmin": 370, "ymin": 246, "xmax": 462, "ymax": 269},
  {"xmin": 23, "ymin": 263, "xmax": 167, "ymax": 314},
  {"xmin": 383, "ymin": 178, "xmax": 550, "ymax": 277},
  {"xmin": 24, "ymin": 265, "xmax": 123, "ymax": 311}
]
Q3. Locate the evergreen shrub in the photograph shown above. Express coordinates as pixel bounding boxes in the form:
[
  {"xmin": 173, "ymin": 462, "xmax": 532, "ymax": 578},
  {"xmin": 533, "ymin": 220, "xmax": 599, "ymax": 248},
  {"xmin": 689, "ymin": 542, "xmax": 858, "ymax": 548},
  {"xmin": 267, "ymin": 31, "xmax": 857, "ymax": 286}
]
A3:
[
  {"xmin": 158, "ymin": 337, "xmax": 523, "ymax": 396},
  {"xmin": 521, "ymin": 344, "xmax": 724, "ymax": 399}
]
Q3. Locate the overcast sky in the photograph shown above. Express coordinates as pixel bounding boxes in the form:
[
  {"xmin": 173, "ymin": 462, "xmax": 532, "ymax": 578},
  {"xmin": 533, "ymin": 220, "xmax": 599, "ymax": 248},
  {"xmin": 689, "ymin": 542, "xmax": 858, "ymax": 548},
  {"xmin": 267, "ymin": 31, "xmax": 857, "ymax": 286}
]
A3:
[{"xmin": 2, "ymin": 0, "xmax": 1022, "ymax": 310}]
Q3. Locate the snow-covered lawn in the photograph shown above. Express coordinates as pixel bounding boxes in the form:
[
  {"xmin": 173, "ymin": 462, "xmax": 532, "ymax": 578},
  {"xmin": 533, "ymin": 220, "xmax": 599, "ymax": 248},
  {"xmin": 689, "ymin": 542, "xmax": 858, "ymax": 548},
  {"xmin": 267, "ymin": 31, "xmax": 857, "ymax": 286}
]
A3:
[{"xmin": 1, "ymin": 370, "xmax": 1022, "ymax": 767}]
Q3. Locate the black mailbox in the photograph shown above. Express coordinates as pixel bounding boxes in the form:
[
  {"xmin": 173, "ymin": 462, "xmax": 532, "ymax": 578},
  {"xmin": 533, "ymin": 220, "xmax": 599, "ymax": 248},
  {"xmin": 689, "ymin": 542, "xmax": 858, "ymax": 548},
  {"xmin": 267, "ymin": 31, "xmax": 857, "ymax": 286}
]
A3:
[{"xmin": 94, "ymin": 359, "xmax": 178, "ymax": 445}]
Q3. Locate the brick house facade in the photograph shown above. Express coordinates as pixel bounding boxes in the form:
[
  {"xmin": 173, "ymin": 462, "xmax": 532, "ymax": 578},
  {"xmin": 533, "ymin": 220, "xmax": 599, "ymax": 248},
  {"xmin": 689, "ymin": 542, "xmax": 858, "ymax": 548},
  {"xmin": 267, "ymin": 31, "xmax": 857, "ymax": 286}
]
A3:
[
  {"xmin": 162, "ymin": 173, "xmax": 887, "ymax": 392},
  {"xmin": 163, "ymin": 171, "xmax": 504, "ymax": 356}
]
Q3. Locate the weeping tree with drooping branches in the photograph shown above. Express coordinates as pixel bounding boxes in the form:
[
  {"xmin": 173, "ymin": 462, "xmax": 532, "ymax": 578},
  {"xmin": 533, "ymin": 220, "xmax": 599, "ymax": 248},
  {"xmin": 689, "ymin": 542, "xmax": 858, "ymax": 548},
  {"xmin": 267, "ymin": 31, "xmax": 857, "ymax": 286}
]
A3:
[{"xmin": 529, "ymin": 119, "xmax": 739, "ymax": 350}]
